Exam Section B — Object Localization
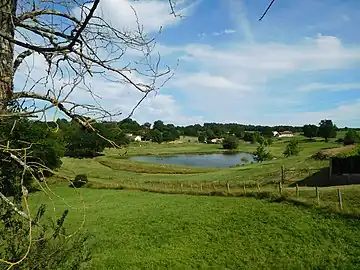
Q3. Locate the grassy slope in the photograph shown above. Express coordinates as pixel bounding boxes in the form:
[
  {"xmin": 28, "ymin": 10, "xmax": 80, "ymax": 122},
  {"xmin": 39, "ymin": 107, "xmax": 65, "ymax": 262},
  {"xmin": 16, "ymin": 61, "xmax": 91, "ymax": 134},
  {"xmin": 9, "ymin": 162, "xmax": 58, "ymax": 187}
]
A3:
[
  {"xmin": 55, "ymin": 139, "xmax": 339, "ymax": 186},
  {"xmin": 30, "ymin": 186, "xmax": 360, "ymax": 270}
]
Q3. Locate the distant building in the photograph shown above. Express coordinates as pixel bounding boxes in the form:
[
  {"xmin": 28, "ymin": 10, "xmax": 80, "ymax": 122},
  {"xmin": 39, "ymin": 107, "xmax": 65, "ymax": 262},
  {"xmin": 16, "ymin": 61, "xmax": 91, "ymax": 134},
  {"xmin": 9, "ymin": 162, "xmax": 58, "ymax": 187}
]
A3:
[
  {"xmin": 273, "ymin": 131, "xmax": 294, "ymax": 138},
  {"xmin": 210, "ymin": 138, "xmax": 224, "ymax": 144},
  {"xmin": 126, "ymin": 133, "xmax": 142, "ymax": 142}
]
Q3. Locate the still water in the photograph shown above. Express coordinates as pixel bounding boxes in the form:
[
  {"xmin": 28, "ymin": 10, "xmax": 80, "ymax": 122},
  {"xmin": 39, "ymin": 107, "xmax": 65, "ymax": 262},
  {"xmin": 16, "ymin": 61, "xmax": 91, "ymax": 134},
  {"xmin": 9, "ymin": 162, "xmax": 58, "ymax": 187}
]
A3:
[{"xmin": 129, "ymin": 152, "xmax": 255, "ymax": 168}]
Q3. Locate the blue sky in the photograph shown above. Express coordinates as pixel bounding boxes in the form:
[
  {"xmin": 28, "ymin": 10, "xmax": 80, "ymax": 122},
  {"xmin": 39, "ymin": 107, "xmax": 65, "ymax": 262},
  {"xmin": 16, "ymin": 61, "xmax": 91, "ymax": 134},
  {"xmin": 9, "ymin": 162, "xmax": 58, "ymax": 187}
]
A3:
[
  {"xmin": 15, "ymin": 0, "xmax": 360, "ymax": 127},
  {"xmin": 136, "ymin": 0, "xmax": 360, "ymax": 127}
]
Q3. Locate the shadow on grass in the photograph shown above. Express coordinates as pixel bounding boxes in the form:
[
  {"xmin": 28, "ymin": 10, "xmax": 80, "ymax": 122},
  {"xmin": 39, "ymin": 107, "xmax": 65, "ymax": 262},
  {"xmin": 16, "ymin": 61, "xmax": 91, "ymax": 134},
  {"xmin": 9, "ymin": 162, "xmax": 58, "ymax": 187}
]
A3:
[{"xmin": 291, "ymin": 167, "xmax": 360, "ymax": 187}]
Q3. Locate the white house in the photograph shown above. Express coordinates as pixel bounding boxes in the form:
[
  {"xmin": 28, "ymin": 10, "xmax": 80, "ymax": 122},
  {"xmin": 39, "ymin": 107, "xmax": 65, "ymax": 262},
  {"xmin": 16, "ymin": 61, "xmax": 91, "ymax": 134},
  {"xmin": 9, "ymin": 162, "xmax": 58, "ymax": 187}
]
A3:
[
  {"xmin": 134, "ymin": 136, "xmax": 142, "ymax": 142},
  {"xmin": 210, "ymin": 138, "xmax": 224, "ymax": 144},
  {"xmin": 273, "ymin": 131, "xmax": 294, "ymax": 138}
]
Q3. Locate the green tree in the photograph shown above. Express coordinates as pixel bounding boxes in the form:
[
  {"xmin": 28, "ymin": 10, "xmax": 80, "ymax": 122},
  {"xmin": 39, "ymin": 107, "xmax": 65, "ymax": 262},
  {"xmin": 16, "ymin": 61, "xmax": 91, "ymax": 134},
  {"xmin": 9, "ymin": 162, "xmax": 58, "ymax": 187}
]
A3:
[
  {"xmin": 222, "ymin": 135, "xmax": 239, "ymax": 150},
  {"xmin": 318, "ymin": 120, "xmax": 337, "ymax": 142},
  {"xmin": 230, "ymin": 126, "xmax": 245, "ymax": 138},
  {"xmin": 119, "ymin": 118, "xmax": 141, "ymax": 134},
  {"xmin": 153, "ymin": 120, "xmax": 165, "ymax": 132},
  {"xmin": 198, "ymin": 134, "xmax": 206, "ymax": 143},
  {"xmin": 162, "ymin": 130, "xmax": 176, "ymax": 142},
  {"xmin": 343, "ymin": 129, "xmax": 360, "ymax": 145},
  {"xmin": 149, "ymin": 129, "xmax": 163, "ymax": 143},
  {"xmin": 303, "ymin": 124, "xmax": 318, "ymax": 139},
  {"xmin": 206, "ymin": 129, "xmax": 216, "ymax": 141},
  {"xmin": 64, "ymin": 122, "xmax": 108, "ymax": 158},
  {"xmin": 261, "ymin": 126, "xmax": 273, "ymax": 137},
  {"xmin": 253, "ymin": 145, "xmax": 272, "ymax": 162},
  {"xmin": 243, "ymin": 132, "xmax": 253, "ymax": 142},
  {"xmin": 142, "ymin": 122, "xmax": 152, "ymax": 129},
  {"xmin": 283, "ymin": 139, "xmax": 301, "ymax": 157}
]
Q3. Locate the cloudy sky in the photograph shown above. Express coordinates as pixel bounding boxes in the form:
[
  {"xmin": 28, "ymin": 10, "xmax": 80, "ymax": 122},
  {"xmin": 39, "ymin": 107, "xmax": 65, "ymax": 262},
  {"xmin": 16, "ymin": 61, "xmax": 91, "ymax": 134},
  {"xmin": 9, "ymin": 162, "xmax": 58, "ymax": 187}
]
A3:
[{"xmin": 17, "ymin": 0, "xmax": 360, "ymax": 127}]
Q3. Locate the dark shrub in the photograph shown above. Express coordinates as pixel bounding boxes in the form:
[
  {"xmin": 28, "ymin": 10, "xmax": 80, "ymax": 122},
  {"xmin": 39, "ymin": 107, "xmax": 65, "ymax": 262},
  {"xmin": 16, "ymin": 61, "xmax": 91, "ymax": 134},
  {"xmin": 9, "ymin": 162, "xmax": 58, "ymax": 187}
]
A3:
[
  {"xmin": 70, "ymin": 174, "xmax": 88, "ymax": 188},
  {"xmin": 222, "ymin": 135, "xmax": 239, "ymax": 150},
  {"xmin": 198, "ymin": 134, "xmax": 206, "ymax": 143},
  {"xmin": 343, "ymin": 129, "xmax": 360, "ymax": 146}
]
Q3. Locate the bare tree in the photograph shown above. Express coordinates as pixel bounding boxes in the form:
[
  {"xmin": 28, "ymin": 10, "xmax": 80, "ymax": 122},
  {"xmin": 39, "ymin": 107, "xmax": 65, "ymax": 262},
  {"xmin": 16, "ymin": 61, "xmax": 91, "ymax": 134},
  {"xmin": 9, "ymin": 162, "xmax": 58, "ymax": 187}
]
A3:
[{"xmin": 0, "ymin": 0, "xmax": 179, "ymax": 267}]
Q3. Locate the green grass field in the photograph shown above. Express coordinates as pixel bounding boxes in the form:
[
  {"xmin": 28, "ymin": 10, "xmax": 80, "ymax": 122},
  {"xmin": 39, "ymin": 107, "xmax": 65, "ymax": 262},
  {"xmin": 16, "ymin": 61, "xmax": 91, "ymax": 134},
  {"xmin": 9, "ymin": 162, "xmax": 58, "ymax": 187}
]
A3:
[
  {"xmin": 55, "ymin": 138, "xmax": 339, "ymax": 187},
  {"xmin": 30, "ymin": 186, "xmax": 360, "ymax": 269},
  {"xmin": 34, "ymin": 136, "xmax": 360, "ymax": 269}
]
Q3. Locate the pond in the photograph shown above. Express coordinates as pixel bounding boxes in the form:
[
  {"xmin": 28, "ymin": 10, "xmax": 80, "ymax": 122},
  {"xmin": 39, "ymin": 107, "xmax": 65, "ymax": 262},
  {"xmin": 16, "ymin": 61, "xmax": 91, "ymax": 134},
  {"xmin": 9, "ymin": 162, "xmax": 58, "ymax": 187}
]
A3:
[{"xmin": 129, "ymin": 152, "xmax": 256, "ymax": 168}]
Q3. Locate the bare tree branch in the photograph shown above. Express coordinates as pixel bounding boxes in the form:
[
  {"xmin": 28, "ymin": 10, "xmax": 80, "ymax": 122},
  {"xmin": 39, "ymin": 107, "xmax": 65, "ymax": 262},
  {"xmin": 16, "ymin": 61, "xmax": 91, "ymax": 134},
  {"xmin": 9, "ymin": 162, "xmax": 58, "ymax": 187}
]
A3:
[
  {"xmin": 13, "ymin": 50, "xmax": 33, "ymax": 73},
  {"xmin": 259, "ymin": 0, "xmax": 276, "ymax": 21},
  {"xmin": 0, "ymin": 190, "xmax": 30, "ymax": 220}
]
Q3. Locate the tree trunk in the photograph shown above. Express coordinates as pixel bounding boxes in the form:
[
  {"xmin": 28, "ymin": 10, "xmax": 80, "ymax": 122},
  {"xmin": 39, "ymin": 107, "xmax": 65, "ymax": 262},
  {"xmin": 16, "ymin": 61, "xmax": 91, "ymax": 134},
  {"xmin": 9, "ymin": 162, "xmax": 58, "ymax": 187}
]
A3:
[{"xmin": 0, "ymin": 0, "xmax": 16, "ymax": 113}]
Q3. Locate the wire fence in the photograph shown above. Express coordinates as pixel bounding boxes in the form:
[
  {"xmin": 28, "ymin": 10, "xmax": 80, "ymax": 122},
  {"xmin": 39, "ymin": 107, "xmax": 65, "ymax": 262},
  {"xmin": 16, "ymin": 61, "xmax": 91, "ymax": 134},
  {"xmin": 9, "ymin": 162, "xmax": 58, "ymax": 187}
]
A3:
[{"xmin": 87, "ymin": 166, "xmax": 359, "ymax": 216}]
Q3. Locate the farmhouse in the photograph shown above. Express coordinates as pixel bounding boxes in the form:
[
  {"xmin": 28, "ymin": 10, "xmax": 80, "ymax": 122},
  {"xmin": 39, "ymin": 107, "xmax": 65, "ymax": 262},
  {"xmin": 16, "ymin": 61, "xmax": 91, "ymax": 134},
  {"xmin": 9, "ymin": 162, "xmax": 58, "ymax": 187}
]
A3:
[
  {"xmin": 210, "ymin": 138, "xmax": 224, "ymax": 144},
  {"xmin": 126, "ymin": 133, "xmax": 142, "ymax": 142},
  {"xmin": 273, "ymin": 131, "xmax": 294, "ymax": 138}
]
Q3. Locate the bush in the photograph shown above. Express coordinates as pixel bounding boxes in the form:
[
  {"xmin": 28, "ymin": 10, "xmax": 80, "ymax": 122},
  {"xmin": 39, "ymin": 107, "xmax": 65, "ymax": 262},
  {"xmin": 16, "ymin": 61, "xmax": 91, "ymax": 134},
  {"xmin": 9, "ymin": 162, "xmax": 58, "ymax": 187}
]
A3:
[
  {"xmin": 343, "ymin": 129, "xmax": 360, "ymax": 145},
  {"xmin": 253, "ymin": 145, "xmax": 272, "ymax": 162},
  {"xmin": 222, "ymin": 136, "xmax": 239, "ymax": 150},
  {"xmin": 0, "ymin": 204, "xmax": 91, "ymax": 269},
  {"xmin": 198, "ymin": 134, "xmax": 206, "ymax": 143},
  {"xmin": 70, "ymin": 174, "xmax": 88, "ymax": 188},
  {"xmin": 243, "ymin": 132, "xmax": 253, "ymax": 142},
  {"xmin": 283, "ymin": 139, "xmax": 301, "ymax": 157}
]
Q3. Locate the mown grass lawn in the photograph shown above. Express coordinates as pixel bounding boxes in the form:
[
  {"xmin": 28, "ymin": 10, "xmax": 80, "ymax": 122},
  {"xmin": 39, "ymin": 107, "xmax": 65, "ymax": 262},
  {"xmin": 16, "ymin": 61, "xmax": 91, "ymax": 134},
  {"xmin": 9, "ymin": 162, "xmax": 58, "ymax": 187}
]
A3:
[{"xmin": 31, "ymin": 186, "xmax": 360, "ymax": 270}]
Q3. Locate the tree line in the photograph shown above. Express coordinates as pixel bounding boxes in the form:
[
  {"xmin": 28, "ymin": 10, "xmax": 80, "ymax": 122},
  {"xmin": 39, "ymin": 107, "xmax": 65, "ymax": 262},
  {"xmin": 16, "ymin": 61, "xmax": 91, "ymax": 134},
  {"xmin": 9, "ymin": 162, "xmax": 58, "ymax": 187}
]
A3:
[{"xmin": 3, "ymin": 117, "xmax": 356, "ymax": 172}]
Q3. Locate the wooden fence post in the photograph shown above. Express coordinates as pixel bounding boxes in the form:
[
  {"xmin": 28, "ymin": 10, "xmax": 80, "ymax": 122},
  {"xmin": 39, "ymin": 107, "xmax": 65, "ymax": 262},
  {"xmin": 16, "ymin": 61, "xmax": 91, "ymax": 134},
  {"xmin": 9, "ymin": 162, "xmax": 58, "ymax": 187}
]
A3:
[
  {"xmin": 296, "ymin": 183, "xmax": 299, "ymax": 197},
  {"xmin": 281, "ymin": 165, "xmax": 285, "ymax": 184},
  {"xmin": 257, "ymin": 182, "xmax": 261, "ymax": 193},
  {"xmin": 200, "ymin": 183, "xmax": 203, "ymax": 192},
  {"xmin": 191, "ymin": 184, "xmax": 193, "ymax": 191},
  {"xmin": 316, "ymin": 187, "xmax": 319, "ymax": 204},
  {"xmin": 226, "ymin": 182, "xmax": 230, "ymax": 193},
  {"xmin": 243, "ymin": 182, "xmax": 246, "ymax": 194},
  {"xmin": 337, "ymin": 188, "xmax": 343, "ymax": 211},
  {"xmin": 212, "ymin": 183, "xmax": 216, "ymax": 191},
  {"xmin": 278, "ymin": 181, "xmax": 283, "ymax": 195},
  {"xmin": 181, "ymin": 183, "xmax": 184, "ymax": 192}
]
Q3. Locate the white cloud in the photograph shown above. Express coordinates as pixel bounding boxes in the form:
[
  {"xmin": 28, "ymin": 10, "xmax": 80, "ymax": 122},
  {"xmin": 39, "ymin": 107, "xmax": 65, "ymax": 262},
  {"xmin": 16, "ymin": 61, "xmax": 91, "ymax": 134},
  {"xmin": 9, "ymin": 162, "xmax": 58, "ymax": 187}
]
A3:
[
  {"xmin": 199, "ymin": 29, "xmax": 237, "ymax": 37},
  {"xmin": 172, "ymin": 72, "xmax": 249, "ymax": 91},
  {"xmin": 181, "ymin": 35, "xmax": 360, "ymax": 75},
  {"xmin": 264, "ymin": 100, "xmax": 360, "ymax": 127},
  {"xmin": 153, "ymin": 34, "xmax": 360, "ymax": 126},
  {"xmin": 227, "ymin": 0, "xmax": 254, "ymax": 43},
  {"xmin": 298, "ymin": 82, "xmax": 360, "ymax": 92},
  {"xmin": 91, "ymin": 0, "xmax": 197, "ymax": 33}
]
